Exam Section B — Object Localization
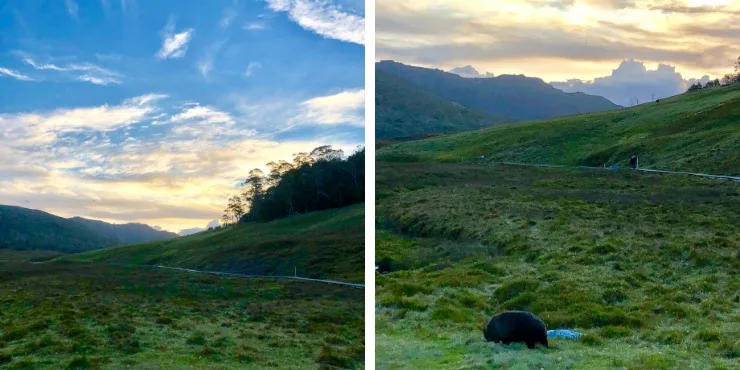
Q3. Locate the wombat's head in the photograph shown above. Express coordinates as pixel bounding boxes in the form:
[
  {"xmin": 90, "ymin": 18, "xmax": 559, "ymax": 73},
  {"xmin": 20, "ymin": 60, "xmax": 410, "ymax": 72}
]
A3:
[{"xmin": 482, "ymin": 320, "xmax": 500, "ymax": 342}]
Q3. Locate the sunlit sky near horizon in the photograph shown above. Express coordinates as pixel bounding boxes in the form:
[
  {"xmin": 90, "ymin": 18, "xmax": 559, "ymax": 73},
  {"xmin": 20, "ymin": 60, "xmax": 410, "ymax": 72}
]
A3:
[
  {"xmin": 377, "ymin": 0, "xmax": 740, "ymax": 106},
  {"xmin": 0, "ymin": 0, "xmax": 365, "ymax": 233}
]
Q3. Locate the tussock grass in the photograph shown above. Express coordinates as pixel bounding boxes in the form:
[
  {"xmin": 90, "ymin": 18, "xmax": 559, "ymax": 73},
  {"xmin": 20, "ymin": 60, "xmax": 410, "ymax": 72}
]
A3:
[{"xmin": 375, "ymin": 162, "xmax": 740, "ymax": 369}]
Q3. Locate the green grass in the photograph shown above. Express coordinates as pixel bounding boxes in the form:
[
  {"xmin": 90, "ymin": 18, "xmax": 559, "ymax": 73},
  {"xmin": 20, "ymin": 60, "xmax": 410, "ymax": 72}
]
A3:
[
  {"xmin": 60, "ymin": 204, "xmax": 365, "ymax": 283},
  {"xmin": 0, "ymin": 262, "xmax": 364, "ymax": 369},
  {"xmin": 377, "ymin": 83, "xmax": 740, "ymax": 175},
  {"xmin": 375, "ymin": 162, "xmax": 740, "ymax": 369}
]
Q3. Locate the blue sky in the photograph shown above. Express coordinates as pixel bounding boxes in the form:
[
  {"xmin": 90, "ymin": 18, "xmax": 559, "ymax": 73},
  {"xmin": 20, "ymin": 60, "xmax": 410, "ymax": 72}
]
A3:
[{"xmin": 0, "ymin": 0, "xmax": 365, "ymax": 233}]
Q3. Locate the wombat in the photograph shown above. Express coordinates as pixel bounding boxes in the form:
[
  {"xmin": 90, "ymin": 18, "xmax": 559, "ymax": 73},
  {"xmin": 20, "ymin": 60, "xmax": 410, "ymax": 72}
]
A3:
[{"xmin": 483, "ymin": 311, "xmax": 548, "ymax": 349}]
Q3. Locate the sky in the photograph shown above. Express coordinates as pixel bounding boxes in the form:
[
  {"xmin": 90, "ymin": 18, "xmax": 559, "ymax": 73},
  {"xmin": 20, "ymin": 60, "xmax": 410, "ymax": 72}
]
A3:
[
  {"xmin": 0, "ymin": 0, "xmax": 365, "ymax": 233},
  {"xmin": 376, "ymin": 0, "xmax": 740, "ymax": 106}
]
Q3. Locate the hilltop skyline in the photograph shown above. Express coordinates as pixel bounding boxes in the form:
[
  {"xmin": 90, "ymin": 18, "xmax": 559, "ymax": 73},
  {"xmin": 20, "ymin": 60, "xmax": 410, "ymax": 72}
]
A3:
[
  {"xmin": 0, "ymin": 0, "xmax": 365, "ymax": 232},
  {"xmin": 377, "ymin": 0, "xmax": 739, "ymax": 106}
]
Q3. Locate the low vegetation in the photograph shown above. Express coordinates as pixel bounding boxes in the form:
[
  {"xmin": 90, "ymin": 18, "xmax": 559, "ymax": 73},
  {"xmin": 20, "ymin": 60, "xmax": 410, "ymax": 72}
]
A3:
[
  {"xmin": 0, "ymin": 262, "xmax": 364, "ymax": 369},
  {"xmin": 375, "ymin": 162, "xmax": 740, "ymax": 369}
]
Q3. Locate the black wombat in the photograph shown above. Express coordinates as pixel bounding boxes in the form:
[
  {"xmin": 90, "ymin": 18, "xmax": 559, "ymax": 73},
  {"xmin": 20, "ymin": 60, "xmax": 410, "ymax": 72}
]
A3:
[{"xmin": 483, "ymin": 311, "xmax": 548, "ymax": 349}]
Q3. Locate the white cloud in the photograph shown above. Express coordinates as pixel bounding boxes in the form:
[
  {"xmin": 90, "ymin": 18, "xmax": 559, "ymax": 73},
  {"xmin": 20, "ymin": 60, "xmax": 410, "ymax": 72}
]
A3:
[
  {"xmin": 170, "ymin": 105, "xmax": 234, "ymax": 125},
  {"xmin": 65, "ymin": 0, "xmax": 79, "ymax": 19},
  {"xmin": 156, "ymin": 16, "xmax": 194, "ymax": 60},
  {"xmin": 0, "ymin": 67, "xmax": 33, "ymax": 81},
  {"xmin": 245, "ymin": 62, "xmax": 262, "ymax": 76},
  {"xmin": 449, "ymin": 65, "xmax": 495, "ymax": 78},
  {"xmin": 0, "ymin": 94, "xmax": 166, "ymax": 147},
  {"xmin": 296, "ymin": 89, "xmax": 365, "ymax": 126},
  {"xmin": 244, "ymin": 22, "xmax": 266, "ymax": 30},
  {"xmin": 265, "ymin": 0, "xmax": 365, "ymax": 44},
  {"xmin": 220, "ymin": 8, "xmax": 238, "ymax": 29},
  {"xmin": 550, "ymin": 59, "xmax": 712, "ymax": 106}
]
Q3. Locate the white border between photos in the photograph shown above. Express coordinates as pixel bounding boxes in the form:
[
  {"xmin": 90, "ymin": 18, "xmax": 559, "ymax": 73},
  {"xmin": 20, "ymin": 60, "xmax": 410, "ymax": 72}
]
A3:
[{"xmin": 364, "ymin": 0, "xmax": 376, "ymax": 367}]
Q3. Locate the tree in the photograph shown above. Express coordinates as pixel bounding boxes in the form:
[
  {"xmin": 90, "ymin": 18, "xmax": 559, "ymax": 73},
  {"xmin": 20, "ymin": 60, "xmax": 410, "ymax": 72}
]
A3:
[
  {"xmin": 226, "ymin": 145, "xmax": 365, "ymax": 224},
  {"xmin": 687, "ymin": 82, "xmax": 702, "ymax": 92},
  {"xmin": 723, "ymin": 74, "xmax": 732, "ymax": 85},
  {"xmin": 735, "ymin": 56, "xmax": 740, "ymax": 75}
]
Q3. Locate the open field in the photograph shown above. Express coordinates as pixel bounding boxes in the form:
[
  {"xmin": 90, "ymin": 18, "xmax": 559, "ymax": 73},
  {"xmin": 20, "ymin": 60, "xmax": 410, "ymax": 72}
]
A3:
[
  {"xmin": 60, "ymin": 204, "xmax": 365, "ymax": 283},
  {"xmin": 377, "ymin": 83, "xmax": 740, "ymax": 176},
  {"xmin": 0, "ymin": 262, "xmax": 364, "ymax": 369},
  {"xmin": 375, "ymin": 162, "xmax": 740, "ymax": 369}
]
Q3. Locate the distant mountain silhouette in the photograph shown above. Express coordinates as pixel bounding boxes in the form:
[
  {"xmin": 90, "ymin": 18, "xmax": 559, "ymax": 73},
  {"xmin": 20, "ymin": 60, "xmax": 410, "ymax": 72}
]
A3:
[
  {"xmin": 178, "ymin": 220, "xmax": 220, "ymax": 236},
  {"xmin": 376, "ymin": 60, "xmax": 621, "ymax": 121},
  {"xmin": 0, "ymin": 204, "xmax": 178, "ymax": 253},
  {"xmin": 69, "ymin": 217, "xmax": 178, "ymax": 245},
  {"xmin": 376, "ymin": 68, "xmax": 514, "ymax": 140},
  {"xmin": 0, "ymin": 205, "xmax": 116, "ymax": 253}
]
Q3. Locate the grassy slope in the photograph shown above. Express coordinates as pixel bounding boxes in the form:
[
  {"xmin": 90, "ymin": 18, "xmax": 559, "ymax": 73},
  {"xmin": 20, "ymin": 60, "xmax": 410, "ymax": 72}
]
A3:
[
  {"xmin": 376, "ymin": 69, "xmax": 514, "ymax": 140},
  {"xmin": 62, "ymin": 204, "xmax": 365, "ymax": 283},
  {"xmin": 376, "ymin": 61, "xmax": 620, "ymax": 121},
  {"xmin": 0, "ymin": 205, "xmax": 115, "ymax": 253},
  {"xmin": 375, "ymin": 162, "xmax": 740, "ymax": 369},
  {"xmin": 0, "ymin": 262, "xmax": 363, "ymax": 369},
  {"xmin": 378, "ymin": 83, "xmax": 740, "ymax": 176}
]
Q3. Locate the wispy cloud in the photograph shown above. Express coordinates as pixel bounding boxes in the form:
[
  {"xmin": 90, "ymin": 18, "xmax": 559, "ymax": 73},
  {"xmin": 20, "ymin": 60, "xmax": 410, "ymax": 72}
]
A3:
[
  {"xmin": 0, "ymin": 94, "xmax": 168, "ymax": 147},
  {"xmin": 265, "ymin": 0, "xmax": 365, "ymax": 44},
  {"xmin": 65, "ymin": 0, "xmax": 79, "ymax": 19},
  {"xmin": 245, "ymin": 62, "xmax": 262, "ymax": 76},
  {"xmin": 19, "ymin": 53, "xmax": 123, "ymax": 85},
  {"xmin": 220, "ymin": 8, "xmax": 238, "ymax": 29},
  {"xmin": 197, "ymin": 39, "xmax": 227, "ymax": 78},
  {"xmin": 77, "ymin": 74, "xmax": 122, "ymax": 85},
  {"xmin": 296, "ymin": 89, "xmax": 365, "ymax": 126},
  {"xmin": 244, "ymin": 22, "xmax": 266, "ymax": 30},
  {"xmin": 156, "ymin": 16, "xmax": 194, "ymax": 60},
  {"xmin": 0, "ymin": 67, "xmax": 33, "ymax": 81}
]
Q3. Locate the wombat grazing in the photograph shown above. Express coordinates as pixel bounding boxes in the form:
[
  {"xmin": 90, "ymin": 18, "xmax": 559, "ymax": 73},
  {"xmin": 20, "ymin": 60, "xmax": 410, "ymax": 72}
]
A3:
[{"xmin": 483, "ymin": 311, "xmax": 549, "ymax": 349}]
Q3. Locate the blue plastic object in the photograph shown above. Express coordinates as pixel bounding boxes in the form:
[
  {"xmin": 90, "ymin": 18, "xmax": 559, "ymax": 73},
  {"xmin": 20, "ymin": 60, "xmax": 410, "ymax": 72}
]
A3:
[
  {"xmin": 607, "ymin": 164, "xmax": 620, "ymax": 171},
  {"xmin": 547, "ymin": 329, "xmax": 584, "ymax": 340}
]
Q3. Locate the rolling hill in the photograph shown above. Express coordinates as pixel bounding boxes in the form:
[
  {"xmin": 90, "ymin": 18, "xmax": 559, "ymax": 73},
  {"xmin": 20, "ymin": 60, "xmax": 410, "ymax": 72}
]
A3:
[
  {"xmin": 376, "ymin": 68, "xmax": 514, "ymax": 140},
  {"xmin": 376, "ymin": 60, "xmax": 620, "ymax": 121},
  {"xmin": 378, "ymin": 82, "xmax": 740, "ymax": 176},
  {"xmin": 70, "ymin": 217, "xmax": 178, "ymax": 245},
  {"xmin": 0, "ymin": 205, "xmax": 116, "ymax": 253},
  {"xmin": 61, "ymin": 204, "xmax": 365, "ymax": 283}
]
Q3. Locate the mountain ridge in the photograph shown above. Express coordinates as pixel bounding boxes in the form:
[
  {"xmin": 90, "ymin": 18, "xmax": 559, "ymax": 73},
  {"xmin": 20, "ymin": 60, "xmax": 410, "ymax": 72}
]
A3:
[
  {"xmin": 376, "ymin": 60, "xmax": 621, "ymax": 122},
  {"xmin": 0, "ymin": 204, "xmax": 179, "ymax": 253}
]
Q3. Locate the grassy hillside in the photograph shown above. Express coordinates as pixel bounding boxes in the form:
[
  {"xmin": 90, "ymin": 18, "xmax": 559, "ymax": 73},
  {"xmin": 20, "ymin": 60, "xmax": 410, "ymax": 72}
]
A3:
[
  {"xmin": 376, "ymin": 61, "xmax": 620, "ymax": 121},
  {"xmin": 376, "ymin": 69, "xmax": 514, "ymax": 140},
  {"xmin": 378, "ymin": 83, "xmax": 740, "ymax": 176},
  {"xmin": 0, "ymin": 262, "xmax": 363, "ymax": 369},
  {"xmin": 70, "ymin": 217, "xmax": 179, "ymax": 245},
  {"xmin": 62, "ymin": 204, "xmax": 365, "ymax": 283},
  {"xmin": 0, "ymin": 205, "xmax": 116, "ymax": 253},
  {"xmin": 375, "ymin": 162, "xmax": 740, "ymax": 369}
]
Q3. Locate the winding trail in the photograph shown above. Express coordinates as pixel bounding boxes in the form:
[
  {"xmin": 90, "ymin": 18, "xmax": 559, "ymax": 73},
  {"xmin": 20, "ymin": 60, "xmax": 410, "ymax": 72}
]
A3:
[
  {"xmin": 494, "ymin": 161, "xmax": 740, "ymax": 182},
  {"xmin": 150, "ymin": 265, "xmax": 365, "ymax": 289}
]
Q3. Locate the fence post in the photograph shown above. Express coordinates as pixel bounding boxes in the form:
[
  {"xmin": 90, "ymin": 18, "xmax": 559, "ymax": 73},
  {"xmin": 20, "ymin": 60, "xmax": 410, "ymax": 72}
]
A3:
[{"xmin": 294, "ymin": 266, "xmax": 296, "ymax": 277}]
